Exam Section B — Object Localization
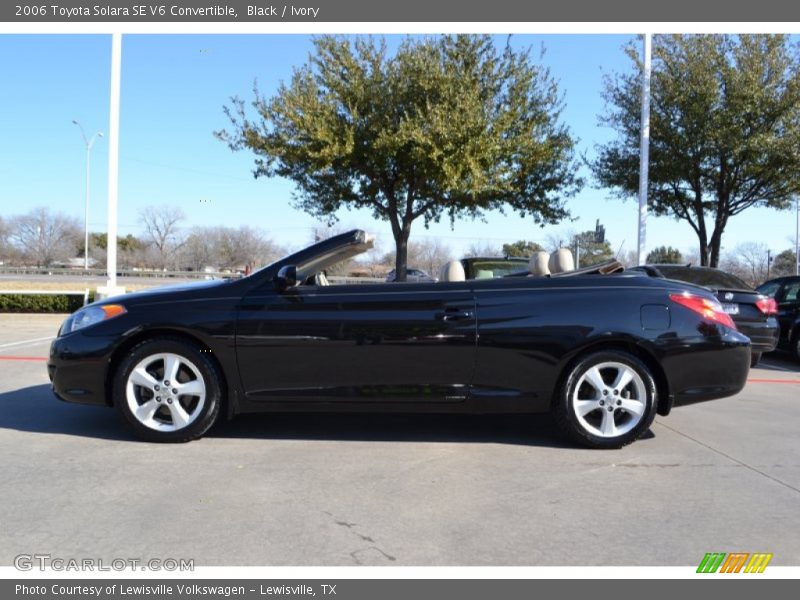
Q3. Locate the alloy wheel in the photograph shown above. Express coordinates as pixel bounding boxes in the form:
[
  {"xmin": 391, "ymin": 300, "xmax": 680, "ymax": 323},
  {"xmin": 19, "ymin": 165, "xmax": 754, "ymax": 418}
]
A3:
[
  {"xmin": 125, "ymin": 352, "xmax": 206, "ymax": 432},
  {"xmin": 571, "ymin": 361, "xmax": 647, "ymax": 438}
]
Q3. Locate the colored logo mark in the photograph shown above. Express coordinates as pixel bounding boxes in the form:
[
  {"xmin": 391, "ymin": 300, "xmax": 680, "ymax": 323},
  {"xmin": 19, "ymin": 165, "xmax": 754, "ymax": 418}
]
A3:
[{"xmin": 697, "ymin": 552, "xmax": 773, "ymax": 573}]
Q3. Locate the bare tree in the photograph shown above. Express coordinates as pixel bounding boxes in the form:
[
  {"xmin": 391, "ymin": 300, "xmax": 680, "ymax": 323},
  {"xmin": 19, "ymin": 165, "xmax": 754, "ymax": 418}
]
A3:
[
  {"xmin": 0, "ymin": 216, "xmax": 11, "ymax": 262},
  {"xmin": 180, "ymin": 229, "xmax": 215, "ymax": 272},
  {"xmin": 180, "ymin": 226, "xmax": 283, "ymax": 273},
  {"xmin": 382, "ymin": 238, "xmax": 454, "ymax": 276},
  {"xmin": 464, "ymin": 241, "xmax": 501, "ymax": 257},
  {"xmin": 408, "ymin": 238, "xmax": 454, "ymax": 276},
  {"xmin": 545, "ymin": 229, "xmax": 576, "ymax": 253},
  {"xmin": 139, "ymin": 206, "xmax": 186, "ymax": 269},
  {"xmin": 720, "ymin": 242, "xmax": 770, "ymax": 287},
  {"xmin": 9, "ymin": 207, "xmax": 81, "ymax": 267},
  {"xmin": 216, "ymin": 225, "xmax": 282, "ymax": 270}
]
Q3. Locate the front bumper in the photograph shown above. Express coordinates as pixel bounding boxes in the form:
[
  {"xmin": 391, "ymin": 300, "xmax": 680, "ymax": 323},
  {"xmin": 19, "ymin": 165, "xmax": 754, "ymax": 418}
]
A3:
[{"xmin": 48, "ymin": 333, "xmax": 114, "ymax": 406}]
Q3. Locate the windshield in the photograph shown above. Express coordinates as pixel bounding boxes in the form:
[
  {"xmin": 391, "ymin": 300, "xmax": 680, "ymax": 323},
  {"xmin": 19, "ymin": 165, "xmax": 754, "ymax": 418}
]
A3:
[{"xmin": 656, "ymin": 266, "xmax": 752, "ymax": 291}]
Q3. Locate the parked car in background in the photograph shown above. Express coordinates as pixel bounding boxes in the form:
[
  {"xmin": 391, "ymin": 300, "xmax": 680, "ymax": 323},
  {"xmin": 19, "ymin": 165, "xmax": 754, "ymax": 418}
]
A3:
[
  {"xmin": 385, "ymin": 268, "xmax": 437, "ymax": 283},
  {"xmin": 633, "ymin": 264, "xmax": 779, "ymax": 366},
  {"xmin": 460, "ymin": 256, "xmax": 529, "ymax": 279},
  {"xmin": 756, "ymin": 276, "xmax": 800, "ymax": 362}
]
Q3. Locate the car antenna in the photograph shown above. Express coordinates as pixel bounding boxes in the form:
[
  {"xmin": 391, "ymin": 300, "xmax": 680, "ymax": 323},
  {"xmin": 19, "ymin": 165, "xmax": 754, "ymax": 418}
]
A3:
[{"xmin": 615, "ymin": 240, "xmax": 625, "ymax": 261}]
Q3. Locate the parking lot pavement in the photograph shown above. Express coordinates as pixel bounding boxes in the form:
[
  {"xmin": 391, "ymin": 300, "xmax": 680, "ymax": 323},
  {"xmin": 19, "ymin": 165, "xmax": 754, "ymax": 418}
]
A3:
[{"xmin": 0, "ymin": 313, "xmax": 798, "ymax": 567}]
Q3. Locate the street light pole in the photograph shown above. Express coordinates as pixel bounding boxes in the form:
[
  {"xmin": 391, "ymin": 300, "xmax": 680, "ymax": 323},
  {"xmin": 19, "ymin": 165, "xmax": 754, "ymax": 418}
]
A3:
[
  {"xmin": 72, "ymin": 120, "xmax": 103, "ymax": 270},
  {"xmin": 637, "ymin": 33, "xmax": 652, "ymax": 266}
]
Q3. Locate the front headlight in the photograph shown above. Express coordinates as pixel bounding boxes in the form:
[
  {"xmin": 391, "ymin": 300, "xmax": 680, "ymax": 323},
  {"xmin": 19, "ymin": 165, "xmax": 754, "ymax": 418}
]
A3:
[{"xmin": 61, "ymin": 304, "xmax": 127, "ymax": 334}]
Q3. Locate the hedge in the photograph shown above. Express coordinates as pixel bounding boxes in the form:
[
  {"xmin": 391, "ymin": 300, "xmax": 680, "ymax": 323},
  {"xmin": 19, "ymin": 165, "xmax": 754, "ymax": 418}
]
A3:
[{"xmin": 0, "ymin": 292, "xmax": 95, "ymax": 313}]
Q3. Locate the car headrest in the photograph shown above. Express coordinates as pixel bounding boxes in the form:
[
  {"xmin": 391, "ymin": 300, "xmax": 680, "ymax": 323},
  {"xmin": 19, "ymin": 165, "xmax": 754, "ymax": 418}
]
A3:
[
  {"xmin": 529, "ymin": 251, "xmax": 551, "ymax": 276},
  {"xmin": 549, "ymin": 248, "xmax": 575, "ymax": 274},
  {"xmin": 439, "ymin": 260, "xmax": 466, "ymax": 282}
]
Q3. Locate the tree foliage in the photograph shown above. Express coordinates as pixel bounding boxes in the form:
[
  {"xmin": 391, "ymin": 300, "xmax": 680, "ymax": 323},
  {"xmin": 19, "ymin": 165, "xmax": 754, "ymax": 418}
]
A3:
[
  {"xmin": 771, "ymin": 248, "xmax": 798, "ymax": 278},
  {"xmin": 502, "ymin": 240, "xmax": 544, "ymax": 257},
  {"xmin": 646, "ymin": 245, "xmax": 684, "ymax": 264},
  {"xmin": 594, "ymin": 35, "xmax": 800, "ymax": 267},
  {"xmin": 217, "ymin": 34, "xmax": 581, "ymax": 280},
  {"xmin": 572, "ymin": 230, "xmax": 614, "ymax": 267}
]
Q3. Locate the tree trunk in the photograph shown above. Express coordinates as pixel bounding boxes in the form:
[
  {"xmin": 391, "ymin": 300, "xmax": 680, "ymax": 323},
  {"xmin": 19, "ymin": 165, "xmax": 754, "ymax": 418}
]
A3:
[
  {"xmin": 698, "ymin": 239, "xmax": 708, "ymax": 266},
  {"xmin": 708, "ymin": 231, "xmax": 723, "ymax": 268},
  {"xmin": 394, "ymin": 232, "xmax": 409, "ymax": 282}
]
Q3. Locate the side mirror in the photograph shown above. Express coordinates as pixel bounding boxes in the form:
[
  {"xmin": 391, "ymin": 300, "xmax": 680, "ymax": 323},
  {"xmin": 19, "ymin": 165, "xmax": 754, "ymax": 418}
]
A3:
[{"xmin": 273, "ymin": 265, "xmax": 298, "ymax": 292}]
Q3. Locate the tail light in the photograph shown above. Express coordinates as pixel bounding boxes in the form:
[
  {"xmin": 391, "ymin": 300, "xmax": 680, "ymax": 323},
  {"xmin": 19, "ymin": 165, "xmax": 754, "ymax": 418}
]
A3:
[
  {"xmin": 669, "ymin": 292, "xmax": 737, "ymax": 330},
  {"xmin": 755, "ymin": 296, "xmax": 778, "ymax": 315}
]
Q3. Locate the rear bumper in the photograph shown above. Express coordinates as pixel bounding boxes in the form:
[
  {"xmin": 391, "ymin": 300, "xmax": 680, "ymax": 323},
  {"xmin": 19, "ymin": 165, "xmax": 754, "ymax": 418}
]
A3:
[
  {"xmin": 659, "ymin": 331, "xmax": 751, "ymax": 406},
  {"xmin": 737, "ymin": 318, "xmax": 779, "ymax": 354}
]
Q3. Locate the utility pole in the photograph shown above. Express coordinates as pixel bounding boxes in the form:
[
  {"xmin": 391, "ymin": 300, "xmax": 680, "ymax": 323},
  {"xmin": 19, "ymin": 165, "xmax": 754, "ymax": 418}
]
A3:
[
  {"xmin": 767, "ymin": 249, "xmax": 772, "ymax": 280},
  {"xmin": 636, "ymin": 33, "xmax": 652, "ymax": 266}
]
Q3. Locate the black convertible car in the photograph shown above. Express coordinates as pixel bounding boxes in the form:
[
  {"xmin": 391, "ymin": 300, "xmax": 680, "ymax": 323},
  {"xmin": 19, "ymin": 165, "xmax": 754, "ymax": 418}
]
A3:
[{"xmin": 49, "ymin": 230, "xmax": 751, "ymax": 448}]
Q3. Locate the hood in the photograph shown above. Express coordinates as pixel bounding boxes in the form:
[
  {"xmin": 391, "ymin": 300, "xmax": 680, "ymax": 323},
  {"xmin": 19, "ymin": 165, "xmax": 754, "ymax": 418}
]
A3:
[{"xmin": 115, "ymin": 278, "xmax": 234, "ymax": 299}]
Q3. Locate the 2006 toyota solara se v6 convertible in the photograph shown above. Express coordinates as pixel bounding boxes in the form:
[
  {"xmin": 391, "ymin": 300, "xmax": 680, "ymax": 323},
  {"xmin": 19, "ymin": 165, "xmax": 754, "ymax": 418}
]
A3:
[{"xmin": 49, "ymin": 230, "xmax": 751, "ymax": 448}]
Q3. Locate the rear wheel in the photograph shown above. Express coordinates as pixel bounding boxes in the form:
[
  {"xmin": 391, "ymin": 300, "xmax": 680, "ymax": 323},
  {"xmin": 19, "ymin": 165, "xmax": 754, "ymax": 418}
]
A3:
[
  {"xmin": 750, "ymin": 352, "xmax": 761, "ymax": 368},
  {"xmin": 113, "ymin": 337, "xmax": 222, "ymax": 442},
  {"xmin": 552, "ymin": 350, "xmax": 657, "ymax": 449}
]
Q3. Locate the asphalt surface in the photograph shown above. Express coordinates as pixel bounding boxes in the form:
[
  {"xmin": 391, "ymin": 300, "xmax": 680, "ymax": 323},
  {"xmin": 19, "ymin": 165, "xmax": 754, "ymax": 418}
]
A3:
[{"xmin": 0, "ymin": 313, "xmax": 798, "ymax": 567}]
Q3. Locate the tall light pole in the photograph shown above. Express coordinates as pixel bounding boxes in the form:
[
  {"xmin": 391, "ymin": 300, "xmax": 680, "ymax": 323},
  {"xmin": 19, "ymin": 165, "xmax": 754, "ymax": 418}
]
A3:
[
  {"xmin": 105, "ymin": 32, "xmax": 122, "ymax": 295},
  {"xmin": 72, "ymin": 120, "xmax": 103, "ymax": 270},
  {"xmin": 637, "ymin": 33, "xmax": 652, "ymax": 266}
]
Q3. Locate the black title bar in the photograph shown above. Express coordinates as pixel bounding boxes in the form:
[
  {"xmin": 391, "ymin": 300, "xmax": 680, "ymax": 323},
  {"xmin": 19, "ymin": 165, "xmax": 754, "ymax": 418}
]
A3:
[{"xmin": 4, "ymin": 0, "xmax": 800, "ymax": 22}]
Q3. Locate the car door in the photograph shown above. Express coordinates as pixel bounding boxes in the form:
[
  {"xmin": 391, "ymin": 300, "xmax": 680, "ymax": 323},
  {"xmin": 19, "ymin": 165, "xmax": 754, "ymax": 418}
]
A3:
[
  {"xmin": 776, "ymin": 280, "xmax": 800, "ymax": 345},
  {"xmin": 235, "ymin": 280, "xmax": 477, "ymax": 403}
]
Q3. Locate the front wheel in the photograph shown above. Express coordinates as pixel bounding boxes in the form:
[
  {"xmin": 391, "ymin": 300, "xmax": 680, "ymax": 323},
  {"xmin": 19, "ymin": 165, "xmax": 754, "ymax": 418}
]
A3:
[
  {"xmin": 552, "ymin": 350, "xmax": 658, "ymax": 449},
  {"xmin": 113, "ymin": 337, "xmax": 222, "ymax": 442}
]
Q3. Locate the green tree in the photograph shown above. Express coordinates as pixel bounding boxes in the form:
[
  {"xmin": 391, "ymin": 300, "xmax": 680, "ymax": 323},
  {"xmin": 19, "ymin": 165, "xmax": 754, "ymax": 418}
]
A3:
[
  {"xmin": 771, "ymin": 248, "xmax": 797, "ymax": 278},
  {"xmin": 217, "ymin": 35, "xmax": 581, "ymax": 281},
  {"xmin": 594, "ymin": 35, "xmax": 800, "ymax": 267},
  {"xmin": 646, "ymin": 245, "xmax": 684, "ymax": 264},
  {"xmin": 502, "ymin": 240, "xmax": 545, "ymax": 257},
  {"xmin": 572, "ymin": 230, "xmax": 613, "ymax": 267},
  {"xmin": 77, "ymin": 233, "xmax": 142, "ymax": 255}
]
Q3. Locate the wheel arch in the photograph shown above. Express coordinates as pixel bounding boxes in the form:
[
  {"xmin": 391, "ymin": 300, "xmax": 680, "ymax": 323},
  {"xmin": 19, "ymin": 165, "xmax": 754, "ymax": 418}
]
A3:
[
  {"xmin": 105, "ymin": 328, "xmax": 232, "ymax": 415},
  {"xmin": 555, "ymin": 337, "xmax": 674, "ymax": 417}
]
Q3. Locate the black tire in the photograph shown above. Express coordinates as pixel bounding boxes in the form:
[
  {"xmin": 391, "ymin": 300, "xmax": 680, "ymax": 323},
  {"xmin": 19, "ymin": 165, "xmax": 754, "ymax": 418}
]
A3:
[
  {"xmin": 750, "ymin": 352, "xmax": 761, "ymax": 368},
  {"xmin": 113, "ymin": 336, "xmax": 223, "ymax": 442},
  {"xmin": 552, "ymin": 350, "xmax": 658, "ymax": 449}
]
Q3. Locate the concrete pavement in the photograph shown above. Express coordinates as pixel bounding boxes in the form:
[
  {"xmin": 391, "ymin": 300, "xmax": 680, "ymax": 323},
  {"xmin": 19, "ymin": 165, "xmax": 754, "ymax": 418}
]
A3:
[{"xmin": 1, "ymin": 313, "xmax": 798, "ymax": 566}]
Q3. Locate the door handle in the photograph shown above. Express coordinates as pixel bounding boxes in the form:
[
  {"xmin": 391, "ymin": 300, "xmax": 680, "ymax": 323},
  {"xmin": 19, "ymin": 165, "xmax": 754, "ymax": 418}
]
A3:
[{"xmin": 436, "ymin": 310, "xmax": 474, "ymax": 322}]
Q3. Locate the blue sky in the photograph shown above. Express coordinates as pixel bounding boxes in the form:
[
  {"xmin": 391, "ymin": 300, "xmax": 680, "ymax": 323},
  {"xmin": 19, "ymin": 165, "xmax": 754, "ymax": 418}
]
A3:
[{"xmin": 0, "ymin": 34, "xmax": 796, "ymax": 259}]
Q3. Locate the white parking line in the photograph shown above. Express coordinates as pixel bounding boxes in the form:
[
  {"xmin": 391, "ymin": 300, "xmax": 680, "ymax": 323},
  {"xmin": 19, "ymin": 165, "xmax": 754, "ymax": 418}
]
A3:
[
  {"xmin": 0, "ymin": 336, "xmax": 54, "ymax": 350},
  {"xmin": 759, "ymin": 360, "xmax": 797, "ymax": 373}
]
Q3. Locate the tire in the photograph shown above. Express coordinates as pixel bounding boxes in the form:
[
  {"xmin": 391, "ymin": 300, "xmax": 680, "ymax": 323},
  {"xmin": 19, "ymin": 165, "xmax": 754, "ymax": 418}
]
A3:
[
  {"xmin": 552, "ymin": 350, "xmax": 658, "ymax": 449},
  {"xmin": 750, "ymin": 352, "xmax": 761, "ymax": 368},
  {"xmin": 113, "ymin": 336, "xmax": 222, "ymax": 442}
]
